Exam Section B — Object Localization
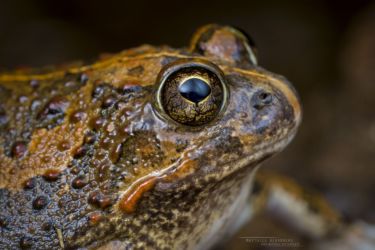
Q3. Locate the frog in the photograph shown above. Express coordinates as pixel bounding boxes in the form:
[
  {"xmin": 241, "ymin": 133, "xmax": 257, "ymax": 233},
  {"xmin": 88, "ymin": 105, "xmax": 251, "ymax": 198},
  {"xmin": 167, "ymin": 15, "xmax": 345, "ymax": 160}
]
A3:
[{"xmin": 0, "ymin": 24, "xmax": 342, "ymax": 250}]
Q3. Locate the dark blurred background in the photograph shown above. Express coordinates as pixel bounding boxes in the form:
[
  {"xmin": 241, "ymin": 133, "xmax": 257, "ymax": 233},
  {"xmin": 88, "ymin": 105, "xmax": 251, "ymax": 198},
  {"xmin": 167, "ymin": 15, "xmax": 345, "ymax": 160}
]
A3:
[{"xmin": 1, "ymin": 0, "xmax": 374, "ymax": 248}]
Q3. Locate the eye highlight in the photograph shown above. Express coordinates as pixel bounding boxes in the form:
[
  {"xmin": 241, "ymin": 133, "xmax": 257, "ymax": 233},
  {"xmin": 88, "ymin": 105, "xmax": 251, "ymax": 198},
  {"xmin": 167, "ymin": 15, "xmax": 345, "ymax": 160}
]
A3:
[{"xmin": 155, "ymin": 59, "xmax": 228, "ymax": 126}]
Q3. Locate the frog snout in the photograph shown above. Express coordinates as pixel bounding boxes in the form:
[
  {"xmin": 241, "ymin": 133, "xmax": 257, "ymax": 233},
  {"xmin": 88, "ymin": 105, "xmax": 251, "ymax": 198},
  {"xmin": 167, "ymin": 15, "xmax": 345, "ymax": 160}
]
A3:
[{"xmin": 264, "ymin": 75, "xmax": 302, "ymax": 128}]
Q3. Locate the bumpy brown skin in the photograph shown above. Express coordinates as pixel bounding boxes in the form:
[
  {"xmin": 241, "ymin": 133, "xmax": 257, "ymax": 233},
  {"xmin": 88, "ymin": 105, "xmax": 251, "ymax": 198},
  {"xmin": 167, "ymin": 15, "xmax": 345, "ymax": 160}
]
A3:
[{"xmin": 0, "ymin": 25, "xmax": 301, "ymax": 249}]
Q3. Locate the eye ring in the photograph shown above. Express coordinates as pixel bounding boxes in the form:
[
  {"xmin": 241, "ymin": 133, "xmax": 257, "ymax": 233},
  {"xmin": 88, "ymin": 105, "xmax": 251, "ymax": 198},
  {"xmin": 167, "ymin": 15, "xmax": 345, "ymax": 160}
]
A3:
[{"xmin": 155, "ymin": 59, "xmax": 229, "ymax": 126}]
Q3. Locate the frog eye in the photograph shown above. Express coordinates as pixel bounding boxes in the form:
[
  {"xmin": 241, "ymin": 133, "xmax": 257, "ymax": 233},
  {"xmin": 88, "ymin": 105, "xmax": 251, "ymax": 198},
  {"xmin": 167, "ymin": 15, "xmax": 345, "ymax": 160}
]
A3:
[{"xmin": 155, "ymin": 59, "xmax": 228, "ymax": 126}]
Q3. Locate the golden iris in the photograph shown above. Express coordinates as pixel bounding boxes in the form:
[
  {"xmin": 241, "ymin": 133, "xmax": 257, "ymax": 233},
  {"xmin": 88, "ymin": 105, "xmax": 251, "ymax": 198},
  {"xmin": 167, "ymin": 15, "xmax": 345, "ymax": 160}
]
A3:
[{"xmin": 156, "ymin": 60, "xmax": 228, "ymax": 126}]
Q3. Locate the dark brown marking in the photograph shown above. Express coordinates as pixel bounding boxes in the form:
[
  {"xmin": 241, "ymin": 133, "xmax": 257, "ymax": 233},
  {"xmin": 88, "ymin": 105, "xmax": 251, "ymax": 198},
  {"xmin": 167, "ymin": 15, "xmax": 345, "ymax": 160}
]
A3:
[
  {"xmin": 88, "ymin": 211, "xmax": 104, "ymax": 226},
  {"xmin": 84, "ymin": 133, "xmax": 96, "ymax": 144},
  {"xmin": 72, "ymin": 176, "xmax": 88, "ymax": 189},
  {"xmin": 43, "ymin": 169, "xmax": 61, "ymax": 182},
  {"xmin": 88, "ymin": 191, "xmax": 112, "ymax": 209},
  {"xmin": 19, "ymin": 236, "xmax": 33, "ymax": 249},
  {"xmin": 11, "ymin": 141, "xmax": 27, "ymax": 158},
  {"xmin": 41, "ymin": 221, "xmax": 53, "ymax": 231},
  {"xmin": 23, "ymin": 178, "xmax": 36, "ymax": 190},
  {"xmin": 0, "ymin": 216, "xmax": 10, "ymax": 228},
  {"xmin": 32, "ymin": 196, "xmax": 49, "ymax": 210},
  {"xmin": 74, "ymin": 145, "xmax": 87, "ymax": 159}
]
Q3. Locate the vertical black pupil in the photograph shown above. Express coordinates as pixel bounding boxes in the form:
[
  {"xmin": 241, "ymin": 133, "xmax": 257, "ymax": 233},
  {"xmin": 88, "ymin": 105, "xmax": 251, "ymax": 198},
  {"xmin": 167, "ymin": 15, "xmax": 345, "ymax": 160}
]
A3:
[{"xmin": 178, "ymin": 78, "xmax": 211, "ymax": 103}]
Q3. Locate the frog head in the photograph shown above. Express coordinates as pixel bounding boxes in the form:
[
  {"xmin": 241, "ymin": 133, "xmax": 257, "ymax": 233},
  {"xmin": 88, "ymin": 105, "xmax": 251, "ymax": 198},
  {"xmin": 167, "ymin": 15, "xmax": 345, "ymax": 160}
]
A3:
[{"xmin": 116, "ymin": 24, "xmax": 302, "ymax": 213}]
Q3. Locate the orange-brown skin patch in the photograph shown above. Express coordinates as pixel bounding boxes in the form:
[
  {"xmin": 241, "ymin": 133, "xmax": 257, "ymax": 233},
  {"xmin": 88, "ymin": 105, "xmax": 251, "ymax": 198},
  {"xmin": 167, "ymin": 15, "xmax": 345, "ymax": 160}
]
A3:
[
  {"xmin": 0, "ymin": 51, "xmax": 182, "ymax": 191},
  {"xmin": 162, "ymin": 159, "xmax": 198, "ymax": 182},
  {"xmin": 119, "ymin": 176, "xmax": 157, "ymax": 213},
  {"xmin": 0, "ymin": 83, "xmax": 93, "ymax": 189},
  {"xmin": 0, "ymin": 118, "xmax": 86, "ymax": 189}
]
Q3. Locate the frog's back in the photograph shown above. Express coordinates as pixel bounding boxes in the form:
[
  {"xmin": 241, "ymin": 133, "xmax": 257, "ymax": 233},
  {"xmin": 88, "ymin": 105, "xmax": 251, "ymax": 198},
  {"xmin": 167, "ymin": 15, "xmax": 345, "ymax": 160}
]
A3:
[
  {"xmin": 0, "ymin": 44, "xmax": 187, "ymax": 249},
  {"xmin": 0, "ymin": 44, "xmax": 183, "ymax": 187}
]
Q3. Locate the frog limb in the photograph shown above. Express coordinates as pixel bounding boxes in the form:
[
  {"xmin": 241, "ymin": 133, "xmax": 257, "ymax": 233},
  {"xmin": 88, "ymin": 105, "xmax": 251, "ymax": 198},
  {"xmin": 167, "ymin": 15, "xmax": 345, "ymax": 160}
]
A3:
[
  {"xmin": 250, "ymin": 170, "xmax": 343, "ymax": 239},
  {"xmin": 311, "ymin": 221, "xmax": 375, "ymax": 250}
]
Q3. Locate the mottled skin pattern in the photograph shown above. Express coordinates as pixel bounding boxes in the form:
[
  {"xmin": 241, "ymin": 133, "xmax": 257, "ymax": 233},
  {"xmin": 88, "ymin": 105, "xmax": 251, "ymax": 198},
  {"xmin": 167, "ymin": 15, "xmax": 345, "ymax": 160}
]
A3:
[{"xmin": 0, "ymin": 25, "xmax": 302, "ymax": 249}]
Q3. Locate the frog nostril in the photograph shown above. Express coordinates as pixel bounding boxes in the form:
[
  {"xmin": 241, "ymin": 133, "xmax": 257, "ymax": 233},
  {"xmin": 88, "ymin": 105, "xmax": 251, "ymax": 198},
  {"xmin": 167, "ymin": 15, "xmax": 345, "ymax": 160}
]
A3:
[{"xmin": 252, "ymin": 91, "xmax": 273, "ymax": 109}]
